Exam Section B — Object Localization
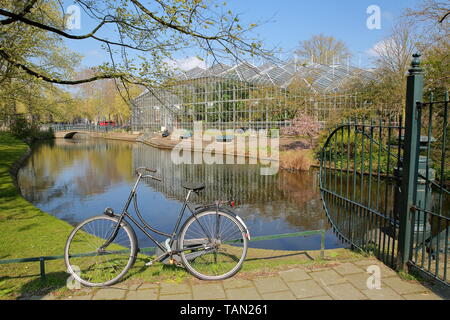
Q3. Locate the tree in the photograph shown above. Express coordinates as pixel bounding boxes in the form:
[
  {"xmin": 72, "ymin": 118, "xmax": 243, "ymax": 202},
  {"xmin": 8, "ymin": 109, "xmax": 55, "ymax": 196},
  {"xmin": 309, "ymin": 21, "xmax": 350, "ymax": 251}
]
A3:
[
  {"xmin": 295, "ymin": 34, "xmax": 351, "ymax": 65},
  {"xmin": 0, "ymin": 0, "xmax": 267, "ymax": 88},
  {"xmin": 281, "ymin": 112, "xmax": 320, "ymax": 147},
  {"xmin": 75, "ymin": 71, "xmax": 142, "ymax": 124},
  {"xmin": 0, "ymin": 1, "xmax": 81, "ymax": 127},
  {"xmin": 404, "ymin": 0, "xmax": 450, "ymax": 92}
]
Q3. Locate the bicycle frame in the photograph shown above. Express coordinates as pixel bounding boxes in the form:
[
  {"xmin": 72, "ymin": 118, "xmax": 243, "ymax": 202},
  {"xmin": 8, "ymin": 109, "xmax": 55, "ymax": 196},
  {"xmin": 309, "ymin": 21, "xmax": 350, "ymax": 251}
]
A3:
[{"xmin": 100, "ymin": 173, "xmax": 212, "ymax": 258}]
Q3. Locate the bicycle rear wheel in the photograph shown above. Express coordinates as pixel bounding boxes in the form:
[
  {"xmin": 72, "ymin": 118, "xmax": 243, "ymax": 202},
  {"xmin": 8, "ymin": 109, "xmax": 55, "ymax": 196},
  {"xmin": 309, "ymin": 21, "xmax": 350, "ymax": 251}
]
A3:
[
  {"xmin": 178, "ymin": 210, "xmax": 248, "ymax": 280},
  {"xmin": 64, "ymin": 215, "xmax": 137, "ymax": 287}
]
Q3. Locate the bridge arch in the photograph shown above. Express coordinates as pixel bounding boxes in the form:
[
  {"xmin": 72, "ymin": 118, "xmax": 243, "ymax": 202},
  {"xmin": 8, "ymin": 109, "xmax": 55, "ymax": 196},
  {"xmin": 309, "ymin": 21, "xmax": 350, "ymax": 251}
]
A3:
[{"xmin": 63, "ymin": 132, "xmax": 78, "ymax": 139}]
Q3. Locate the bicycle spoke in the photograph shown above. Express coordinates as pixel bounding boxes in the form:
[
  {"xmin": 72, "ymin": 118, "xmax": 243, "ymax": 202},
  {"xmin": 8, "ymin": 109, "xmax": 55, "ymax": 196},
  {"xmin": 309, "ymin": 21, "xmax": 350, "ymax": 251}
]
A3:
[
  {"xmin": 180, "ymin": 211, "xmax": 247, "ymax": 280},
  {"xmin": 66, "ymin": 216, "xmax": 135, "ymax": 286}
]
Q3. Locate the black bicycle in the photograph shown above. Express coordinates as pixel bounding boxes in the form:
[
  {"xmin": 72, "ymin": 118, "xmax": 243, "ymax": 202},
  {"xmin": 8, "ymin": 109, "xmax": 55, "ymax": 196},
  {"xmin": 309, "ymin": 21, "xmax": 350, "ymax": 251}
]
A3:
[{"xmin": 64, "ymin": 167, "xmax": 250, "ymax": 287}]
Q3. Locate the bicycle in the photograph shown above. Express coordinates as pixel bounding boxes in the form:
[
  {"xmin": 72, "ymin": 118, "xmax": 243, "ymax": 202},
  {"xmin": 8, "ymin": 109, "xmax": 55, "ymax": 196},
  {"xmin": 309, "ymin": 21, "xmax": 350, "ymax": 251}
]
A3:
[{"xmin": 64, "ymin": 167, "xmax": 251, "ymax": 287}]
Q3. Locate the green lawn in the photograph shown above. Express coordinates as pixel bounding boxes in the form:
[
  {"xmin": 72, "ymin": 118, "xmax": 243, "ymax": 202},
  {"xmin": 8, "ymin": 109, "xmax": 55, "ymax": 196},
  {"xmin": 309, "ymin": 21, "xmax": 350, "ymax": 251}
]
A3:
[{"xmin": 0, "ymin": 133, "xmax": 75, "ymax": 299}]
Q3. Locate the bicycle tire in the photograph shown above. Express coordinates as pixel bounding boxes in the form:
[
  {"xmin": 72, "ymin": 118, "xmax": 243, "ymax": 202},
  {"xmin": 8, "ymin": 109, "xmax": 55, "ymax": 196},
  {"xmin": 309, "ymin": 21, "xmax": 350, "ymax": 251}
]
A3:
[
  {"xmin": 64, "ymin": 215, "xmax": 137, "ymax": 287},
  {"xmin": 178, "ymin": 210, "xmax": 248, "ymax": 281}
]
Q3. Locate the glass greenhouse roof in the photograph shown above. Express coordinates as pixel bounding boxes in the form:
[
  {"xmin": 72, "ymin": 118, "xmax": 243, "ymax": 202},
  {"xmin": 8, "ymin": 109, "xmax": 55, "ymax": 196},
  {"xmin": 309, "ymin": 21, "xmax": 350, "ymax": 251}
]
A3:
[{"xmin": 176, "ymin": 59, "xmax": 375, "ymax": 92}]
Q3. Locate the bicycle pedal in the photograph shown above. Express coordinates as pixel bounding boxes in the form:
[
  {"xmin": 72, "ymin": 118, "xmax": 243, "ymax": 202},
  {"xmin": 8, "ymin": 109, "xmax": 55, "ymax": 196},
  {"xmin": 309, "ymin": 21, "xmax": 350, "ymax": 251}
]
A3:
[{"xmin": 145, "ymin": 261, "xmax": 154, "ymax": 266}]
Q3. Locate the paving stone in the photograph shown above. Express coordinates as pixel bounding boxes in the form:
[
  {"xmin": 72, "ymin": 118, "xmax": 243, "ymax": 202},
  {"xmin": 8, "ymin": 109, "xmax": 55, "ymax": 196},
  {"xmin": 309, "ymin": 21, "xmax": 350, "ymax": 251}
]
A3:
[
  {"xmin": 278, "ymin": 268, "xmax": 311, "ymax": 282},
  {"xmin": 66, "ymin": 295, "xmax": 92, "ymax": 300},
  {"xmin": 299, "ymin": 295, "xmax": 333, "ymax": 300},
  {"xmin": 192, "ymin": 284, "xmax": 226, "ymax": 300},
  {"xmin": 286, "ymin": 280, "xmax": 328, "ymax": 299},
  {"xmin": 382, "ymin": 277, "xmax": 429, "ymax": 295},
  {"xmin": 222, "ymin": 278, "xmax": 253, "ymax": 289},
  {"xmin": 353, "ymin": 259, "xmax": 380, "ymax": 267},
  {"xmin": 138, "ymin": 283, "xmax": 158, "ymax": 290},
  {"xmin": 121, "ymin": 282, "xmax": 144, "ymax": 291},
  {"xmin": 375, "ymin": 265, "xmax": 398, "ymax": 278},
  {"xmin": 160, "ymin": 293, "xmax": 192, "ymax": 300},
  {"xmin": 253, "ymin": 277, "xmax": 289, "ymax": 294},
  {"xmin": 261, "ymin": 291, "xmax": 296, "ymax": 300},
  {"xmin": 309, "ymin": 269, "xmax": 347, "ymax": 286},
  {"xmin": 226, "ymin": 287, "xmax": 262, "ymax": 300},
  {"xmin": 326, "ymin": 283, "xmax": 367, "ymax": 300},
  {"xmin": 332, "ymin": 263, "xmax": 365, "ymax": 275},
  {"xmin": 402, "ymin": 292, "xmax": 442, "ymax": 300},
  {"xmin": 160, "ymin": 283, "xmax": 191, "ymax": 295},
  {"xmin": 352, "ymin": 260, "xmax": 398, "ymax": 278},
  {"xmin": 126, "ymin": 289, "xmax": 158, "ymax": 300},
  {"xmin": 344, "ymin": 273, "xmax": 373, "ymax": 290},
  {"xmin": 93, "ymin": 288, "xmax": 126, "ymax": 300},
  {"xmin": 111, "ymin": 282, "xmax": 131, "ymax": 290},
  {"xmin": 362, "ymin": 287, "xmax": 404, "ymax": 300}
]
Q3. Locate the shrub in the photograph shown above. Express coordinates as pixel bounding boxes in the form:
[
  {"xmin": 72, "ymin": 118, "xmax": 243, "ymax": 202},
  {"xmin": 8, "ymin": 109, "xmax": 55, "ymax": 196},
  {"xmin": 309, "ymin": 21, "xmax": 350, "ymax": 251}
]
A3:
[
  {"xmin": 280, "ymin": 149, "xmax": 314, "ymax": 171},
  {"xmin": 9, "ymin": 115, "xmax": 54, "ymax": 142},
  {"xmin": 9, "ymin": 115, "xmax": 32, "ymax": 140}
]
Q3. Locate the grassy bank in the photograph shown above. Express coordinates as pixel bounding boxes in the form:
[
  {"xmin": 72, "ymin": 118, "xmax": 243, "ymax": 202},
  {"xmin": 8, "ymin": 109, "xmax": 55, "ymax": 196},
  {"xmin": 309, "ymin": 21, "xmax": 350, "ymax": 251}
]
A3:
[{"xmin": 0, "ymin": 133, "xmax": 74, "ymax": 299}]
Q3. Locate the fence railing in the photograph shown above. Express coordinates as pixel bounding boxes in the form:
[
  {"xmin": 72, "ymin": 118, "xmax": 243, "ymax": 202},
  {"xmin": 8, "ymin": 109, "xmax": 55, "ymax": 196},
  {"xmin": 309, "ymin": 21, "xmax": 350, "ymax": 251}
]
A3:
[
  {"xmin": 319, "ymin": 53, "xmax": 449, "ymax": 287},
  {"xmin": 45, "ymin": 124, "xmax": 128, "ymax": 133},
  {"xmin": 0, "ymin": 230, "xmax": 326, "ymax": 280}
]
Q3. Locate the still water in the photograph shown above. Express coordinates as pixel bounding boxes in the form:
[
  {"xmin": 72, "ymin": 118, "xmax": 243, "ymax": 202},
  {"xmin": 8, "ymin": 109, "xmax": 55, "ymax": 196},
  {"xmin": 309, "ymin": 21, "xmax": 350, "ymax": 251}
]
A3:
[{"xmin": 17, "ymin": 138, "xmax": 344, "ymax": 251}]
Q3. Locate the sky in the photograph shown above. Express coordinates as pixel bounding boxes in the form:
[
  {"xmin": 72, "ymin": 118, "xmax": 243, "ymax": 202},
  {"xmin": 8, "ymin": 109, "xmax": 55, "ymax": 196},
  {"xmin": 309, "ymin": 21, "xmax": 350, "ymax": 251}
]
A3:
[{"xmin": 62, "ymin": 0, "xmax": 423, "ymax": 71}]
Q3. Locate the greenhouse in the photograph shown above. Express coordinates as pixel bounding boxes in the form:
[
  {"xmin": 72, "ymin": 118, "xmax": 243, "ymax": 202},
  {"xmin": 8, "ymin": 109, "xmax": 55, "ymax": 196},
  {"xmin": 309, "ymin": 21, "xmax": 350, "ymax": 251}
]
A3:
[{"xmin": 131, "ymin": 59, "xmax": 375, "ymax": 132}]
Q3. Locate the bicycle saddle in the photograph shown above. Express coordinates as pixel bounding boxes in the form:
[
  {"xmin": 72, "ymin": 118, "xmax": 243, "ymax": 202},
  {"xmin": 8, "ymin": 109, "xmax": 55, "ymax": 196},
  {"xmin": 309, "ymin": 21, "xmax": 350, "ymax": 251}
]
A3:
[{"xmin": 182, "ymin": 182, "xmax": 205, "ymax": 192}]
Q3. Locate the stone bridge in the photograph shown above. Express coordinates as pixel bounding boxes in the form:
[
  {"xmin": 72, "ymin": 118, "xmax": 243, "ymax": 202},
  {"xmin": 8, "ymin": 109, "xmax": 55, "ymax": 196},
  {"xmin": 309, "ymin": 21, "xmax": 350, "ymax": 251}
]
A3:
[{"xmin": 54, "ymin": 131, "xmax": 91, "ymax": 139}]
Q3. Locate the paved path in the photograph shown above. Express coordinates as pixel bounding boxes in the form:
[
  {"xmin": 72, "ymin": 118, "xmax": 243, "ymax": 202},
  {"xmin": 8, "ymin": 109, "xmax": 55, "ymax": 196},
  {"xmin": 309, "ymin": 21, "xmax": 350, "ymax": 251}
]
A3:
[{"xmin": 38, "ymin": 258, "xmax": 444, "ymax": 300}]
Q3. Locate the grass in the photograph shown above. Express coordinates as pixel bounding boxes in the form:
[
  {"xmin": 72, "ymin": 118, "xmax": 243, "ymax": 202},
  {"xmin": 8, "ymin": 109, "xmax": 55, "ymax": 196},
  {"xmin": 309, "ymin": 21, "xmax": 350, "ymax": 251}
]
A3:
[{"xmin": 0, "ymin": 132, "xmax": 75, "ymax": 299}]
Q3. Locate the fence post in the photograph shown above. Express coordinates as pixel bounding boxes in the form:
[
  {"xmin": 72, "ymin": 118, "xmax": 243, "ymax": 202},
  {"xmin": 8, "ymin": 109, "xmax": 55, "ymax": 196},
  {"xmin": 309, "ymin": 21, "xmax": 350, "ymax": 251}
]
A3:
[
  {"xmin": 396, "ymin": 53, "xmax": 424, "ymax": 270},
  {"xmin": 39, "ymin": 257, "xmax": 46, "ymax": 280},
  {"xmin": 320, "ymin": 229, "xmax": 325, "ymax": 259}
]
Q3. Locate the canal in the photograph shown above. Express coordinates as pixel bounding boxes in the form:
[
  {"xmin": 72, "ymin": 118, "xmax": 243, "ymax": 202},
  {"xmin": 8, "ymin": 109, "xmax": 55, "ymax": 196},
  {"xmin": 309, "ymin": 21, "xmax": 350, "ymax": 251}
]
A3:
[{"xmin": 17, "ymin": 138, "xmax": 344, "ymax": 251}]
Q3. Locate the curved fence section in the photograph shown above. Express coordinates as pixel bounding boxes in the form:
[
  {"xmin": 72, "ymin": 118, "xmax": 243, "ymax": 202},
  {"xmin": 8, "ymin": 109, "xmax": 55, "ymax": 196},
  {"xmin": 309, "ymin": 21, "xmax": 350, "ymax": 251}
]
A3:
[{"xmin": 319, "ymin": 120, "xmax": 404, "ymax": 268}]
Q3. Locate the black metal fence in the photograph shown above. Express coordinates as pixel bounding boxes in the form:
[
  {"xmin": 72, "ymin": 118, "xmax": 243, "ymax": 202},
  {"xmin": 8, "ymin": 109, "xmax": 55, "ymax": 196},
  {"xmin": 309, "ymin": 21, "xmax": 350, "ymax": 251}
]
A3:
[
  {"xmin": 320, "ymin": 53, "xmax": 449, "ymax": 287},
  {"xmin": 408, "ymin": 92, "xmax": 449, "ymax": 284},
  {"xmin": 320, "ymin": 119, "xmax": 404, "ymax": 269}
]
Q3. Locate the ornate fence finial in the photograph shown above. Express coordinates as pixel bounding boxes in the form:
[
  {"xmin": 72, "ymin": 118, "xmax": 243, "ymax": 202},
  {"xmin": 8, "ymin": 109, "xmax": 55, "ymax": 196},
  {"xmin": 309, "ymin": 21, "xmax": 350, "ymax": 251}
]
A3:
[{"xmin": 409, "ymin": 53, "xmax": 422, "ymax": 74}]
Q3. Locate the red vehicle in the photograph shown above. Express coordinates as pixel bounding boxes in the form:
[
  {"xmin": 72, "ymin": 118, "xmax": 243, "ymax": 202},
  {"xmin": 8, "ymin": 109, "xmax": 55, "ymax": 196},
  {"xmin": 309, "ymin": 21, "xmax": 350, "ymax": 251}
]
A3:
[{"xmin": 98, "ymin": 121, "xmax": 116, "ymax": 127}]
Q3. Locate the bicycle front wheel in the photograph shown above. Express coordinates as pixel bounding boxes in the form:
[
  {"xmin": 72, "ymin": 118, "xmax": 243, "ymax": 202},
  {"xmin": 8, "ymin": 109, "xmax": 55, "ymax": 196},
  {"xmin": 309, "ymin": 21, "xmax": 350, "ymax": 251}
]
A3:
[
  {"xmin": 178, "ymin": 210, "xmax": 248, "ymax": 281},
  {"xmin": 64, "ymin": 215, "xmax": 137, "ymax": 287}
]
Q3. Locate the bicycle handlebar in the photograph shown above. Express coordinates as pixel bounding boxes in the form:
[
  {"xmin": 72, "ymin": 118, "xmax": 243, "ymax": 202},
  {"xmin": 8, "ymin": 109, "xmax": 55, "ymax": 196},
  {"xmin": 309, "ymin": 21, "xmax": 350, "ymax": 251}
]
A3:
[
  {"xmin": 135, "ymin": 167, "xmax": 162, "ymax": 182},
  {"xmin": 135, "ymin": 167, "xmax": 157, "ymax": 175}
]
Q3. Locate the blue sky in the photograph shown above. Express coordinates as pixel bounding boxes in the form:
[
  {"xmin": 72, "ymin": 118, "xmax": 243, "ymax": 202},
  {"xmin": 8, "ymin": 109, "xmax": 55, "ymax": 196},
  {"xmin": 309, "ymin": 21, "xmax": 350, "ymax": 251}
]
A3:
[{"xmin": 62, "ymin": 0, "xmax": 422, "ymax": 70}]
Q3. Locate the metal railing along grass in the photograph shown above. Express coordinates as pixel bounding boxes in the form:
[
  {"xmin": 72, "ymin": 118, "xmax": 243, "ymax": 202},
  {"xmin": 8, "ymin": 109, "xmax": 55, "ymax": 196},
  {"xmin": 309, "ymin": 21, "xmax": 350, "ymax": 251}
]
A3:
[{"xmin": 0, "ymin": 229, "xmax": 326, "ymax": 280}]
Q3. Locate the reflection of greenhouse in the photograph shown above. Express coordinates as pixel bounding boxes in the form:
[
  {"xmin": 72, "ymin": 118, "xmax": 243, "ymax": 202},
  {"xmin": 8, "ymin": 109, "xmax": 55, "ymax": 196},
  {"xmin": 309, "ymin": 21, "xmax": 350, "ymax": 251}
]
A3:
[
  {"xmin": 131, "ymin": 143, "xmax": 321, "ymax": 204},
  {"xmin": 131, "ymin": 60, "xmax": 374, "ymax": 132}
]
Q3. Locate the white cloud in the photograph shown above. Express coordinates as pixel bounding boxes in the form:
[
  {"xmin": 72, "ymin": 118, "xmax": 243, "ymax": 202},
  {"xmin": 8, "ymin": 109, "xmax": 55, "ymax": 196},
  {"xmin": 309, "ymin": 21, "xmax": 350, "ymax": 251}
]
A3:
[
  {"xmin": 366, "ymin": 39, "xmax": 391, "ymax": 57},
  {"xmin": 382, "ymin": 11, "xmax": 394, "ymax": 21},
  {"xmin": 166, "ymin": 56, "xmax": 207, "ymax": 71}
]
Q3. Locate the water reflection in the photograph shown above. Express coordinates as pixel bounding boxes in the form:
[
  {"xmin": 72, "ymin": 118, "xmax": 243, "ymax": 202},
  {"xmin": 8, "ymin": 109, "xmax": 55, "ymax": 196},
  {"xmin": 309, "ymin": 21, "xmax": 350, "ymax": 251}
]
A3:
[{"xmin": 18, "ymin": 138, "xmax": 343, "ymax": 250}]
